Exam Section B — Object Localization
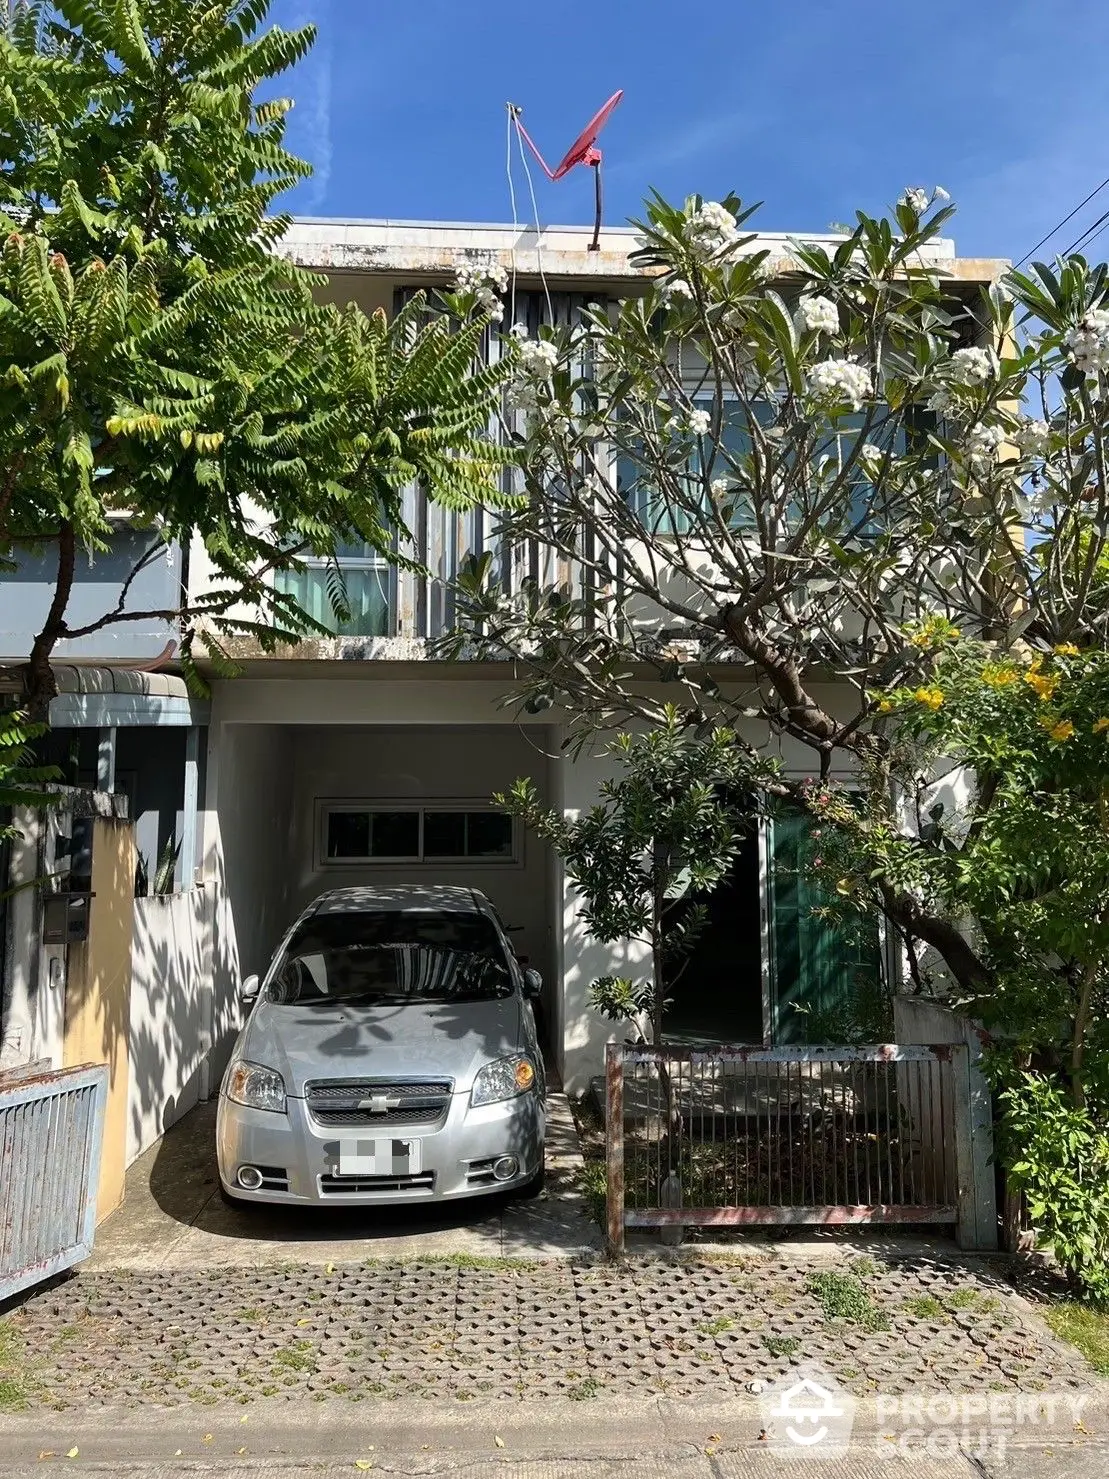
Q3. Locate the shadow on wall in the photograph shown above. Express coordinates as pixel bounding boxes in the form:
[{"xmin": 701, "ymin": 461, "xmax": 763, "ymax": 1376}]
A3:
[{"xmin": 127, "ymin": 886, "xmax": 237, "ymax": 1165}]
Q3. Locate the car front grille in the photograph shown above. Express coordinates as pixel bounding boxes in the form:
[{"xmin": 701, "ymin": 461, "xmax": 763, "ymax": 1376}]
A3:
[
  {"xmin": 318, "ymin": 1171, "xmax": 435, "ymax": 1196},
  {"xmin": 304, "ymin": 1079, "xmax": 453, "ymax": 1130}
]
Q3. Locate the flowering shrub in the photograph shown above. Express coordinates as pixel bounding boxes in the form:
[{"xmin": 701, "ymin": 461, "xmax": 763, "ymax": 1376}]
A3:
[
  {"xmin": 795, "ymin": 295, "xmax": 840, "ymax": 336},
  {"xmin": 806, "ymin": 358, "xmax": 872, "ymax": 411}
]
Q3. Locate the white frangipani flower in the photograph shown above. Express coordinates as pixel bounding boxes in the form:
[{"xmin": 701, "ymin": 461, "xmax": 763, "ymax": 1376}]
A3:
[
  {"xmin": 927, "ymin": 386, "xmax": 954, "ymax": 417},
  {"xmin": 453, "ymin": 261, "xmax": 508, "ymax": 321},
  {"xmin": 965, "ymin": 422, "xmax": 1006, "ymax": 468},
  {"xmin": 901, "ymin": 187, "xmax": 930, "ymax": 213},
  {"xmin": 516, "ymin": 337, "xmax": 558, "ymax": 376},
  {"xmin": 795, "ymin": 295, "xmax": 840, "ymax": 336},
  {"xmin": 506, "ymin": 331, "xmax": 558, "ymax": 412},
  {"xmin": 687, "ymin": 200, "xmax": 738, "ymax": 260},
  {"xmin": 859, "ymin": 442, "xmax": 884, "ymax": 468},
  {"xmin": 661, "ymin": 277, "xmax": 693, "ymax": 303},
  {"xmin": 1013, "ymin": 418, "xmax": 1051, "ymax": 457},
  {"xmin": 710, "ymin": 477, "xmax": 731, "ymax": 501},
  {"xmin": 686, "ymin": 407, "xmax": 712, "ymax": 437},
  {"xmin": 806, "ymin": 359, "xmax": 873, "ymax": 412},
  {"xmin": 1066, "ymin": 308, "xmax": 1109, "ymax": 374},
  {"xmin": 948, "ymin": 347, "xmax": 994, "ymax": 385}
]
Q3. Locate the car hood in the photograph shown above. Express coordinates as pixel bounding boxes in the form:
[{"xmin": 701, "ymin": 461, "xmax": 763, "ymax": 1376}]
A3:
[{"xmin": 238, "ymin": 995, "xmax": 525, "ymax": 1096}]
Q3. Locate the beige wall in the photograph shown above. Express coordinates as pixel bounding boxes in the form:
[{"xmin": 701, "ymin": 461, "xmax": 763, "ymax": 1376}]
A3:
[{"xmin": 63, "ymin": 817, "xmax": 134, "ymax": 1222}]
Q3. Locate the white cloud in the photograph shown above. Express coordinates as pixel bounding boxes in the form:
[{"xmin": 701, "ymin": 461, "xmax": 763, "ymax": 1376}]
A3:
[{"xmin": 285, "ymin": 0, "xmax": 333, "ymax": 213}]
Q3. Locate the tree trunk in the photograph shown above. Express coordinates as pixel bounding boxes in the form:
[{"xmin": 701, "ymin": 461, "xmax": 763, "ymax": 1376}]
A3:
[
  {"xmin": 1071, "ymin": 962, "xmax": 1098, "ymax": 1110},
  {"xmin": 23, "ymin": 521, "xmax": 76, "ymax": 722}
]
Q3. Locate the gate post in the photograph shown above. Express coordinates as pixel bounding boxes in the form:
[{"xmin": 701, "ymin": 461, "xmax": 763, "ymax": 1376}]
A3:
[
  {"xmin": 605, "ymin": 1041, "xmax": 625, "ymax": 1255},
  {"xmin": 951, "ymin": 1044, "xmax": 977, "ymax": 1250}
]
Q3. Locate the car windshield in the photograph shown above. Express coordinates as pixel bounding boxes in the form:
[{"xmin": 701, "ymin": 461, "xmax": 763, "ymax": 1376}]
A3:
[{"xmin": 265, "ymin": 909, "xmax": 514, "ymax": 1006}]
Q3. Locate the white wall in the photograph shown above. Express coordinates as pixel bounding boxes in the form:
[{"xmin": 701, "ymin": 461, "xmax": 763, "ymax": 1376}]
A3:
[
  {"xmin": 128, "ymin": 887, "xmax": 215, "ymax": 1164},
  {"xmin": 202, "ymin": 722, "xmax": 295, "ymax": 1084},
  {"xmin": 0, "ymin": 807, "xmax": 66, "ymax": 1072},
  {"xmin": 285, "ymin": 724, "xmax": 555, "ymax": 994}
]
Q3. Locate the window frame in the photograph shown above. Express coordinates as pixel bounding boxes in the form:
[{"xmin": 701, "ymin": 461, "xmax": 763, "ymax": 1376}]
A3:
[
  {"xmin": 273, "ymin": 540, "xmax": 397, "ymax": 639},
  {"xmin": 316, "ymin": 798, "xmax": 522, "ymax": 869}
]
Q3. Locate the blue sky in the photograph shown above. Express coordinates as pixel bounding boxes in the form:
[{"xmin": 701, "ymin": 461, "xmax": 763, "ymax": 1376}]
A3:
[{"xmin": 268, "ymin": 0, "xmax": 1109, "ymax": 265}]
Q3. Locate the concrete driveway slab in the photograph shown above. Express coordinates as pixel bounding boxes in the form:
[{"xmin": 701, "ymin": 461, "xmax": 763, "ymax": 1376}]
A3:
[{"xmin": 89, "ymin": 1092, "xmax": 599, "ymax": 1271}]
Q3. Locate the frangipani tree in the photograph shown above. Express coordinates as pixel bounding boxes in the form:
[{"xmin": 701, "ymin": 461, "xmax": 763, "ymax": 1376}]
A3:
[{"xmin": 444, "ymin": 187, "xmax": 1109, "ymax": 1002}]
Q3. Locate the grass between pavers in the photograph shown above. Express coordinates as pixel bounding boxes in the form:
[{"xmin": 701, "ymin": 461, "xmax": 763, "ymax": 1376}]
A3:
[
  {"xmin": 1043, "ymin": 1301, "xmax": 1109, "ymax": 1376},
  {"xmin": 0, "ymin": 1317, "xmax": 37, "ymax": 1411}
]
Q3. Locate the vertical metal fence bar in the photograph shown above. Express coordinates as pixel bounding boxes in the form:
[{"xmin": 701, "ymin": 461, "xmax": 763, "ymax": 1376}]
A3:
[{"xmin": 605, "ymin": 1044, "xmax": 625, "ymax": 1254}]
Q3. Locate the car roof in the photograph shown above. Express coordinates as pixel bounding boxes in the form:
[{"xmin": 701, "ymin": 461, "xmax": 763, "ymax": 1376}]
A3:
[{"xmin": 309, "ymin": 885, "xmax": 494, "ymax": 917}]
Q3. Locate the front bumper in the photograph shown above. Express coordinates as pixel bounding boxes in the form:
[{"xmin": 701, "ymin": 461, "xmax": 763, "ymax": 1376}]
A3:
[{"xmin": 216, "ymin": 1086, "xmax": 544, "ymax": 1206}]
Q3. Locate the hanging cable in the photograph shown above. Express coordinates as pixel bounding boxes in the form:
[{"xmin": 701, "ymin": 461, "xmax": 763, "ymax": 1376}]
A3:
[
  {"xmin": 514, "ymin": 113, "xmax": 554, "ymax": 325},
  {"xmin": 505, "ymin": 104, "xmax": 520, "ymax": 329},
  {"xmin": 1062, "ymin": 204, "xmax": 1109, "ymax": 260},
  {"xmin": 1016, "ymin": 174, "xmax": 1109, "ymax": 267}
]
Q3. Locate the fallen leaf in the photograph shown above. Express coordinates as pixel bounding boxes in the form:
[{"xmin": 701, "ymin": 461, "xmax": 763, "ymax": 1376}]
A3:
[
  {"xmin": 66, "ymin": 1449, "xmax": 79, "ymax": 1460},
  {"xmin": 494, "ymin": 1436, "xmax": 505, "ymax": 1448},
  {"xmin": 237, "ymin": 1447, "xmax": 247, "ymax": 1455},
  {"xmin": 708, "ymin": 1433, "xmax": 722, "ymax": 1442},
  {"xmin": 325, "ymin": 1262, "xmax": 335, "ymax": 1275},
  {"xmin": 354, "ymin": 1463, "xmax": 374, "ymax": 1472},
  {"xmin": 240, "ymin": 1415, "xmax": 249, "ymax": 1424},
  {"xmin": 203, "ymin": 1434, "xmax": 213, "ymax": 1444},
  {"xmin": 174, "ymin": 1452, "xmax": 182, "ymax": 1458},
  {"xmin": 705, "ymin": 1448, "xmax": 717, "ymax": 1458},
  {"xmin": 37, "ymin": 1451, "xmax": 55, "ymax": 1460},
  {"xmin": 296, "ymin": 1318, "xmax": 311, "ymax": 1327}
]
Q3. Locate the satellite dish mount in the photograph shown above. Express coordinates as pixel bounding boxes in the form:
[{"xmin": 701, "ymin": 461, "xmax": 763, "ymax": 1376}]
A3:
[{"xmin": 508, "ymin": 90, "xmax": 623, "ymax": 251}]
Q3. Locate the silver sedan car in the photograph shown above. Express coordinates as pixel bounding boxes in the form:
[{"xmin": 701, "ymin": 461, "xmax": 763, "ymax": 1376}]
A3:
[{"xmin": 216, "ymin": 885, "xmax": 546, "ymax": 1206}]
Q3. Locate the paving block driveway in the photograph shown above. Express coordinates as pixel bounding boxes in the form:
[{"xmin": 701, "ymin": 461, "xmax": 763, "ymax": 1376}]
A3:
[{"xmin": 1, "ymin": 1252, "xmax": 1096, "ymax": 1410}]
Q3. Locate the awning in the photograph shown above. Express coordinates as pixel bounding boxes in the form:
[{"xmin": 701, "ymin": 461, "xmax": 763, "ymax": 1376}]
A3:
[{"xmin": 47, "ymin": 666, "xmax": 210, "ymax": 729}]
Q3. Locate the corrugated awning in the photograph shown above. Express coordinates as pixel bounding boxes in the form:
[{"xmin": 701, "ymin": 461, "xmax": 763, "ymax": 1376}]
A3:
[{"xmin": 47, "ymin": 666, "xmax": 210, "ymax": 729}]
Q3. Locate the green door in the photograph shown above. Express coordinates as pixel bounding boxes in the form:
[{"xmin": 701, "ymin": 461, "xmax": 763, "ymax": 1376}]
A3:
[{"xmin": 766, "ymin": 808, "xmax": 883, "ymax": 1044}]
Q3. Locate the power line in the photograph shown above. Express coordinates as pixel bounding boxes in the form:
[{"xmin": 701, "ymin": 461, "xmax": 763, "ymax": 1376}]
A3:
[
  {"xmin": 1016, "ymin": 174, "xmax": 1109, "ymax": 267},
  {"xmin": 1063, "ymin": 204, "xmax": 1109, "ymax": 260}
]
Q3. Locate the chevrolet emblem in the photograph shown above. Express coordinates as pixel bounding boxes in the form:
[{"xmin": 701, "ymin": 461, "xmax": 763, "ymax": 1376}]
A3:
[{"xmin": 357, "ymin": 1094, "xmax": 401, "ymax": 1113}]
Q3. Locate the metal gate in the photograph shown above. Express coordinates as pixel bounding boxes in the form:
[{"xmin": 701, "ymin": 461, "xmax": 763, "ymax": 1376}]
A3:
[
  {"xmin": 605, "ymin": 1043, "xmax": 974, "ymax": 1253},
  {"xmin": 0, "ymin": 1064, "xmax": 108, "ymax": 1301}
]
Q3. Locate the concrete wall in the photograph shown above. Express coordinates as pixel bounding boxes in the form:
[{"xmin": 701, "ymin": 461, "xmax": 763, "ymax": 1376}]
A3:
[
  {"xmin": 202, "ymin": 722, "xmax": 295, "ymax": 1083},
  {"xmin": 284, "ymin": 725, "xmax": 554, "ymax": 988},
  {"xmin": 127, "ymin": 887, "xmax": 215, "ymax": 1165},
  {"xmin": 0, "ymin": 528, "xmax": 179, "ymax": 661},
  {"xmin": 62, "ymin": 816, "xmax": 134, "ymax": 1223}
]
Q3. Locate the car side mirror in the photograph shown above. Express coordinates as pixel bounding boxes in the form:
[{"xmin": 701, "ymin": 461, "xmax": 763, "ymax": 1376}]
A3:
[
  {"xmin": 239, "ymin": 973, "xmax": 260, "ymax": 1004},
  {"xmin": 522, "ymin": 968, "xmax": 543, "ymax": 1000}
]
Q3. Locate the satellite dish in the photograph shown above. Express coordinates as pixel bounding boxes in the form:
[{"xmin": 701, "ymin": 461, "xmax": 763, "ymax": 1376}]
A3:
[{"xmin": 508, "ymin": 90, "xmax": 624, "ymax": 250}]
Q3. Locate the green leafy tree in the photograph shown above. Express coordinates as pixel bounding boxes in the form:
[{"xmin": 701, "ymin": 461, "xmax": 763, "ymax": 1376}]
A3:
[
  {"xmin": 498, "ymin": 713, "xmax": 767, "ymax": 1042},
  {"xmin": 0, "ymin": 0, "xmax": 507, "ymax": 715}
]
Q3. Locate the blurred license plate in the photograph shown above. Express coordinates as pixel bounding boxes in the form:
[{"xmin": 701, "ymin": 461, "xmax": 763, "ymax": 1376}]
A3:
[{"xmin": 338, "ymin": 1138, "xmax": 421, "ymax": 1176}]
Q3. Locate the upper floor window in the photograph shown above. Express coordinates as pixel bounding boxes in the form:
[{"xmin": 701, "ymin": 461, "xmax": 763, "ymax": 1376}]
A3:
[
  {"xmin": 320, "ymin": 801, "xmax": 517, "ymax": 866},
  {"xmin": 274, "ymin": 540, "xmax": 392, "ymax": 638}
]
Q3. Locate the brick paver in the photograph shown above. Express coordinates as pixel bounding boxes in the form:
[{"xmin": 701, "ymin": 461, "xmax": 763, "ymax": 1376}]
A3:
[{"xmin": 1, "ymin": 1253, "xmax": 1093, "ymax": 1409}]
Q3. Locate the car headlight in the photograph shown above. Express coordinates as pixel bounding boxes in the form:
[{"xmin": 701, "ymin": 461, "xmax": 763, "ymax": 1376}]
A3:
[
  {"xmin": 471, "ymin": 1055, "xmax": 536, "ymax": 1108},
  {"xmin": 226, "ymin": 1060, "xmax": 287, "ymax": 1114}
]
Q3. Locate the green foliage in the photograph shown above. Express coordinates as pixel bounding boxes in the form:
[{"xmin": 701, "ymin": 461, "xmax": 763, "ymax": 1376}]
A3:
[
  {"xmin": 498, "ymin": 711, "xmax": 769, "ymax": 1038},
  {"xmin": 0, "ymin": 0, "xmax": 507, "ymax": 710},
  {"xmin": 0, "ymin": 707, "xmax": 58, "ymax": 833},
  {"xmin": 997, "ymin": 1074, "xmax": 1109, "ymax": 1307},
  {"xmin": 806, "ymin": 1271, "xmax": 889, "ymax": 1331},
  {"xmin": 1043, "ymin": 1300, "xmax": 1109, "ymax": 1375}
]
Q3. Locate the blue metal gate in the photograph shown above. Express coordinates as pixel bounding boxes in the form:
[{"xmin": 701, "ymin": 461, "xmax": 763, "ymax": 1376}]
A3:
[{"xmin": 0, "ymin": 1064, "xmax": 108, "ymax": 1301}]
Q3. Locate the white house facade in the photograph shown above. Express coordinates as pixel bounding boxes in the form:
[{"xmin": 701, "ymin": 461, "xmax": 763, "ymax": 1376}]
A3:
[{"xmin": 0, "ymin": 218, "xmax": 1008, "ymax": 1145}]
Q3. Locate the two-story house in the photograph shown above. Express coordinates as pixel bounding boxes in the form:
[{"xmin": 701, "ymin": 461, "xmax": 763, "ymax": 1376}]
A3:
[{"xmin": 0, "ymin": 217, "xmax": 1007, "ymax": 1124}]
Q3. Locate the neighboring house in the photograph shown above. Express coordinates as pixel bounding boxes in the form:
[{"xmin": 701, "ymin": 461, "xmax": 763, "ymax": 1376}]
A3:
[{"xmin": 0, "ymin": 218, "xmax": 1007, "ymax": 1112}]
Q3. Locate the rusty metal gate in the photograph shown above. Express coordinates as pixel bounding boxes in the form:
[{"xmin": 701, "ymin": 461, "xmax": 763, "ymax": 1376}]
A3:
[
  {"xmin": 1, "ymin": 1064, "xmax": 108, "ymax": 1301},
  {"xmin": 605, "ymin": 1043, "xmax": 975, "ymax": 1253}
]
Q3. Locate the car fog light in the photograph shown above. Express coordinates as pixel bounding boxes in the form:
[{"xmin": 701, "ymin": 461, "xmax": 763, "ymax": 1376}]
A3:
[
  {"xmin": 237, "ymin": 1165, "xmax": 264, "ymax": 1190},
  {"xmin": 493, "ymin": 1156, "xmax": 519, "ymax": 1182}
]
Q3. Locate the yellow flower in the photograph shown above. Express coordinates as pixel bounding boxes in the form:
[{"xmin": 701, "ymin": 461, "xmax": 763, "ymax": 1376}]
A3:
[
  {"xmin": 1040, "ymin": 717, "xmax": 1075, "ymax": 741},
  {"xmin": 877, "ymin": 698, "xmax": 894, "ymax": 714},
  {"xmin": 982, "ymin": 664, "xmax": 1019, "ymax": 688},
  {"xmin": 1024, "ymin": 670, "xmax": 1059, "ymax": 701},
  {"xmin": 1094, "ymin": 718, "xmax": 1109, "ymax": 734},
  {"xmin": 913, "ymin": 687, "xmax": 945, "ymax": 711},
  {"xmin": 1054, "ymin": 642, "xmax": 1081, "ymax": 656}
]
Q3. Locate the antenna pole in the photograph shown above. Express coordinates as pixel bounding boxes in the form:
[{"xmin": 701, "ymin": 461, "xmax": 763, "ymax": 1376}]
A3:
[{"xmin": 590, "ymin": 162, "xmax": 603, "ymax": 252}]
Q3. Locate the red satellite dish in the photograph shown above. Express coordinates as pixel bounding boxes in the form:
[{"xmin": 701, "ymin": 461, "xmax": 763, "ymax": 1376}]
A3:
[{"xmin": 509, "ymin": 90, "xmax": 624, "ymax": 249}]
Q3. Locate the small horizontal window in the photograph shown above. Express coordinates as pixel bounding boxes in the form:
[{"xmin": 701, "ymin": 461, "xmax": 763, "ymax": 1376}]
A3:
[{"xmin": 320, "ymin": 804, "xmax": 517, "ymax": 865}]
